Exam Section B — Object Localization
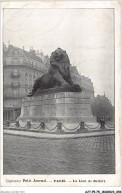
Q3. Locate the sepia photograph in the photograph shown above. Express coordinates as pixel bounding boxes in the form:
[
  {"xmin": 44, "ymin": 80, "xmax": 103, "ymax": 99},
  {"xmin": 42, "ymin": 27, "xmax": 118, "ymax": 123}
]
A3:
[{"xmin": 0, "ymin": 0, "xmax": 121, "ymax": 188}]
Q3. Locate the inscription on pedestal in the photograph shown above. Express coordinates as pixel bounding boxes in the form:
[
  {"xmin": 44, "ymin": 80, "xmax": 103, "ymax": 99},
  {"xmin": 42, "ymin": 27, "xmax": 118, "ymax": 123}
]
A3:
[{"xmin": 19, "ymin": 92, "xmax": 96, "ymax": 123}]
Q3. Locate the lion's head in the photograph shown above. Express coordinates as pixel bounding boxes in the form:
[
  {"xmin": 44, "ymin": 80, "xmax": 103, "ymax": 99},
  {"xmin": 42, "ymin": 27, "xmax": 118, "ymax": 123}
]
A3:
[{"xmin": 51, "ymin": 48, "xmax": 69, "ymax": 63}]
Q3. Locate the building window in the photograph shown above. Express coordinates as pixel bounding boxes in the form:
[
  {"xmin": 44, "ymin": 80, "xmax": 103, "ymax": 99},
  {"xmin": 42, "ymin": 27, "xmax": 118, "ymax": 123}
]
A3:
[
  {"xmin": 33, "ymin": 75, "xmax": 35, "ymax": 82},
  {"xmin": 12, "ymin": 58, "xmax": 20, "ymax": 65},
  {"xmin": 11, "ymin": 69, "xmax": 20, "ymax": 77},
  {"xmin": 23, "ymin": 59, "xmax": 26, "ymax": 63},
  {"xmin": 14, "ymin": 50, "xmax": 19, "ymax": 55},
  {"xmin": 13, "ymin": 89, "xmax": 17, "ymax": 97},
  {"xmin": 3, "ymin": 60, "xmax": 6, "ymax": 65},
  {"xmin": 25, "ymin": 73, "xmax": 28, "ymax": 86},
  {"xmin": 29, "ymin": 75, "xmax": 32, "ymax": 86},
  {"xmin": 11, "ymin": 81, "xmax": 20, "ymax": 88}
]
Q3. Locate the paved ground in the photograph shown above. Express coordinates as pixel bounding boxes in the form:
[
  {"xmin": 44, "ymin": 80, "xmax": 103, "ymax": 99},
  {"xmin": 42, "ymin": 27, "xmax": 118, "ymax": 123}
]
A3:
[{"xmin": 3, "ymin": 134, "xmax": 115, "ymax": 174}]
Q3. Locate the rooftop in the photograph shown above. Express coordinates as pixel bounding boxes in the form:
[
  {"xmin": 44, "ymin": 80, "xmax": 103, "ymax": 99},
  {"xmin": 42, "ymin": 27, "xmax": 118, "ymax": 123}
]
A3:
[{"xmin": 3, "ymin": 44, "xmax": 43, "ymax": 63}]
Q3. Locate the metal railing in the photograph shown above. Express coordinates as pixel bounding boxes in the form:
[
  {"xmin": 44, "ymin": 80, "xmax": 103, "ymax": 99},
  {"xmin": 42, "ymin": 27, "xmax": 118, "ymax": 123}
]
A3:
[{"xmin": 3, "ymin": 119, "xmax": 115, "ymax": 134}]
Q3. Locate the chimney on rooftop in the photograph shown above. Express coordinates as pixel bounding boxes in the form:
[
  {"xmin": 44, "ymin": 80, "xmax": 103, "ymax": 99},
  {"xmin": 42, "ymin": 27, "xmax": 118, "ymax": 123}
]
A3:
[
  {"xmin": 29, "ymin": 48, "xmax": 35, "ymax": 55},
  {"xmin": 8, "ymin": 40, "xmax": 10, "ymax": 46}
]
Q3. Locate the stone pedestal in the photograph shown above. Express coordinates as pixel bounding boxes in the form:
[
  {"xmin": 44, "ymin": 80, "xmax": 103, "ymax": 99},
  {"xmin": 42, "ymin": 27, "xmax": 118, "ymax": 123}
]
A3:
[{"xmin": 18, "ymin": 92, "xmax": 96, "ymax": 124}]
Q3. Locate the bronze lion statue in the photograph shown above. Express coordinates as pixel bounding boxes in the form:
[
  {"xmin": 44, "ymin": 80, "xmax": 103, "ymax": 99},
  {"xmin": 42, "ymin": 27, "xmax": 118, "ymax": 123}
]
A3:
[{"xmin": 27, "ymin": 48, "xmax": 81, "ymax": 96}]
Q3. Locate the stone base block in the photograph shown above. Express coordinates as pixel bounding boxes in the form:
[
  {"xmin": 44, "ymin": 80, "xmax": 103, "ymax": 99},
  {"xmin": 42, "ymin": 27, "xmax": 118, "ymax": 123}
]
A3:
[{"xmin": 18, "ymin": 92, "xmax": 96, "ymax": 124}]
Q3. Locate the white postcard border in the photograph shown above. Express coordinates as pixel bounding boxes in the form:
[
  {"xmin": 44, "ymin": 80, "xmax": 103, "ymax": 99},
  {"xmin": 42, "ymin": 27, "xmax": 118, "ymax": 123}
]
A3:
[{"xmin": 0, "ymin": 0, "xmax": 121, "ymax": 188}]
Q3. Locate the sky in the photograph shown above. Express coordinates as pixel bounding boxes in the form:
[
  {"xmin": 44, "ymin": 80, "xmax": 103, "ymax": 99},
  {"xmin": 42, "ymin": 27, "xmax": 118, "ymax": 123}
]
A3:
[{"xmin": 3, "ymin": 8, "xmax": 114, "ymax": 104}]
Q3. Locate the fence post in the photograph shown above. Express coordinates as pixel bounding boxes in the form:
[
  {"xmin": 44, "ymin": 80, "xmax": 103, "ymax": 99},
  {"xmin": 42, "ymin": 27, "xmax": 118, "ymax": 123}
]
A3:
[
  {"xmin": 40, "ymin": 122, "xmax": 45, "ymax": 132},
  {"xmin": 56, "ymin": 122, "xmax": 62, "ymax": 134},
  {"xmin": 100, "ymin": 119, "xmax": 106, "ymax": 130},
  {"xmin": 16, "ymin": 121, "xmax": 19, "ymax": 128},
  {"xmin": 77, "ymin": 121, "xmax": 85, "ymax": 133},
  {"xmin": 27, "ymin": 121, "xmax": 31, "ymax": 129}
]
